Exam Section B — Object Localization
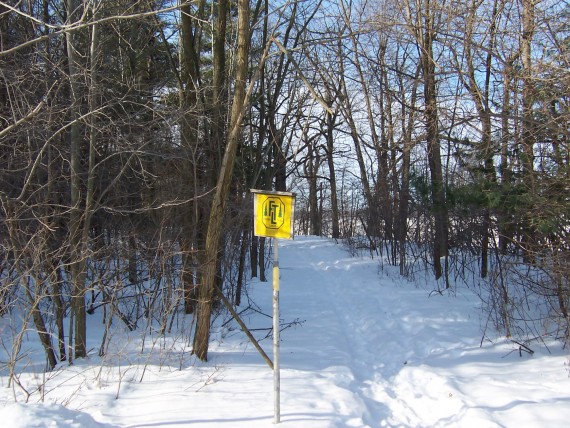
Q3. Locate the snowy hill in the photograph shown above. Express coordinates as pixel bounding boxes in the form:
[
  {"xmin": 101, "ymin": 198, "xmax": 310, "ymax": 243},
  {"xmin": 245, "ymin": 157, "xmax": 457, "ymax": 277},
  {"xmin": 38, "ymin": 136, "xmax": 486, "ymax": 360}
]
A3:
[{"xmin": 1, "ymin": 236, "xmax": 569, "ymax": 427}]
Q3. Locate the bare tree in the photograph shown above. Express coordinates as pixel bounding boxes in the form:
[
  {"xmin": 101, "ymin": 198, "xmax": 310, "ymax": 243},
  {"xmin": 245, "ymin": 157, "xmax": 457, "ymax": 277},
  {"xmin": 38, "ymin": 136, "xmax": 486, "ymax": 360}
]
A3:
[{"xmin": 192, "ymin": 0, "xmax": 252, "ymax": 361}]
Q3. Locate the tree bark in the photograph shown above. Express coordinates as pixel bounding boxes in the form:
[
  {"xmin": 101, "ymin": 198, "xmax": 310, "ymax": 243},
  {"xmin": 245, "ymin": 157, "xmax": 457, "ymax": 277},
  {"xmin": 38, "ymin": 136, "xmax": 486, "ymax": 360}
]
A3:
[
  {"xmin": 398, "ymin": 64, "xmax": 421, "ymax": 276},
  {"xmin": 499, "ymin": 55, "xmax": 516, "ymax": 254},
  {"xmin": 192, "ymin": 0, "xmax": 250, "ymax": 361},
  {"xmin": 325, "ymin": 104, "xmax": 340, "ymax": 239},
  {"xmin": 520, "ymin": 0, "xmax": 536, "ymax": 262},
  {"xmin": 305, "ymin": 142, "xmax": 322, "ymax": 236},
  {"xmin": 66, "ymin": 0, "xmax": 87, "ymax": 359},
  {"xmin": 179, "ymin": 0, "xmax": 205, "ymax": 314},
  {"xmin": 462, "ymin": 0, "xmax": 500, "ymax": 278},
  {"xmin": 419, "ymin": 0, "xmax": 448, "ymax": 282}
]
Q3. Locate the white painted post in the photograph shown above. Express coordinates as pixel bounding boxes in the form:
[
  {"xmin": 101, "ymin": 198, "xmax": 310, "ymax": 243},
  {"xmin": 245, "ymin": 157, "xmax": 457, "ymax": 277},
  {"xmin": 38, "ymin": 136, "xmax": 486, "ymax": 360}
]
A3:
[{"xmin": 273, "ymin": 238, "xmax": 280, "ymax": 424}]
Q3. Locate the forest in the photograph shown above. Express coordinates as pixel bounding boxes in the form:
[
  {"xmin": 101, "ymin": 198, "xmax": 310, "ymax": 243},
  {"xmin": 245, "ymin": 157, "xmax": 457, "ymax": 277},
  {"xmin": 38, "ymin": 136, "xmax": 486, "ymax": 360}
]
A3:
[{"xmin": 0, "ymin": 0, "xmax": 568, "ymax": 375}]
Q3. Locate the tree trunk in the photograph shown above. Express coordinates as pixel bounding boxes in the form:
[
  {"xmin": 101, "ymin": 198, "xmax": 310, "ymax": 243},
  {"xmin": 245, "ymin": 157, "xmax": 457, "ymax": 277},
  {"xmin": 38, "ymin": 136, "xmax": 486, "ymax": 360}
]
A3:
[
  {"xmin": 251, "ymin": 234, "xmax": 258, "ymax": 278},
  {"xmin": 398, "ymin": 64, "xmax": 420, "ymax": 276},
  {"xmin": 52, "ymin": 264, "xmax": 67, "ymax": 361},
  {"xmin": 306, "ymin": 143, "xmax": 321, "ymax": 236},
  {"xmin": 520, "ymin": 0, "xmax": 536, "ymax": 262},
  {"xmin": 420, "ymin": 0, "xmax": 448, "ymax": 282},
  {"xmin": 376, "ymin": 43, "xmax": 394, "ymax": 246},
  {"xmin": 29, "ymin": 288, "xmax": 58, "ymax": 370},
  {"xmin": 259, "ymin": 237, "xmax": 266, "ymax": 282},
  {"xmin": 325, "ymin": 105, "xmax": 340, "ymax": 239},
  {"xmin": 179, "ymin": 0, "xmax": 205, "ymax": 314},
  {"xmin": 43, "ymin": 0, "xmax": 66, "ymax": 362},
  {"xmin": 462, "ymin": 0, "xmax": 500, "ymax": 278},
  {"xmin": 235, "ymin": 227, "xmax": 248, "ymax": 306},
  {"xmin": 192, "ymin": 0, "xmax": 250, "ymax": 361},
  {"xmin": 66, "ymin": 0, "xmax": 87, "ymax": 359},
  {"xmin": 499, "ymin": 56, "xmax": 516, "ymax": 254}
]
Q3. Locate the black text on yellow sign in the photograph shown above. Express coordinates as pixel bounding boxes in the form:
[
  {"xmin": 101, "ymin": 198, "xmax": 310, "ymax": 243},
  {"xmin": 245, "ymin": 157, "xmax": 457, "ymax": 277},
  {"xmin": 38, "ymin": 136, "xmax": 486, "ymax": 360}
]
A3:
[{"xmin": 251, "ymin": 190, "xmax": 296, "ymax": 240}]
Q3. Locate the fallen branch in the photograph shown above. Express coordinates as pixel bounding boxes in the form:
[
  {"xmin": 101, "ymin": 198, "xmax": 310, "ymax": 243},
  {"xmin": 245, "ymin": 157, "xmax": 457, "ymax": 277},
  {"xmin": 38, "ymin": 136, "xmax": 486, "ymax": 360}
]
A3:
[{"xmin": 214, "ymin": 283, "xmax": 274, "ymax": 369}]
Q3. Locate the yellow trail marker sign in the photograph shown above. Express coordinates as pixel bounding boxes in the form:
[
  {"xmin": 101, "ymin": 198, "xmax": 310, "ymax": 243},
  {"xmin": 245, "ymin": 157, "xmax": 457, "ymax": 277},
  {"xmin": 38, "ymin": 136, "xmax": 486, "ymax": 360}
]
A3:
[{"xmin": 251, "ymin": 190, "xmax": 296, "ymax": 240}]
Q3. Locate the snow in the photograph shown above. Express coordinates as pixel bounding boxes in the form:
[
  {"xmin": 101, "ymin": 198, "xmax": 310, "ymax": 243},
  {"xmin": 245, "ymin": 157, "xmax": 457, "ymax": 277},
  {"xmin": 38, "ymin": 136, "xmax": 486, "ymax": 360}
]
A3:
[{"xmin": 1, "ymin": 236, "xmax": 569, "ymax": 427}]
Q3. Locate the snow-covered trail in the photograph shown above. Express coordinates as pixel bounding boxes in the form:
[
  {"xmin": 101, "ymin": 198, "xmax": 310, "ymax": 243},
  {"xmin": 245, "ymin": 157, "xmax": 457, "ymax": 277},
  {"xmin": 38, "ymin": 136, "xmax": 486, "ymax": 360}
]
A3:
[
  {"xmin": 277, "ymin": 237, "xmax": 477, "ymax": 427},
  {"xmin": 276, "ymin": 237, "xmax": 570, "ymax": 427},
  {"xmin": 1, "ymin": 236, "xmax": 569, "ymax": 427}
]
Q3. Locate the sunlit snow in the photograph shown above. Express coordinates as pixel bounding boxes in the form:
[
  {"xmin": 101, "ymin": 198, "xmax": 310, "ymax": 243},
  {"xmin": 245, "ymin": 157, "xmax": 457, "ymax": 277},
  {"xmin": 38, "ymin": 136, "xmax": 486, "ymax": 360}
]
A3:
[{"xmin": 1, "ymin": 236, "xmax": 569, "ymax": 427}]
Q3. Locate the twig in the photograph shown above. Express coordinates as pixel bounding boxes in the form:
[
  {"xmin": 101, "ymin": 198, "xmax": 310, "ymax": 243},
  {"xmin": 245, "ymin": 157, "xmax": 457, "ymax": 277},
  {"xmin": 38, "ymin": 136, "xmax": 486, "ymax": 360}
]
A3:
[{"xmin": 513, "ymin": 340, "xmax": 534, "ymax": 356}]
